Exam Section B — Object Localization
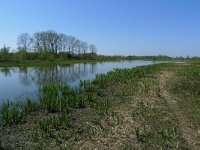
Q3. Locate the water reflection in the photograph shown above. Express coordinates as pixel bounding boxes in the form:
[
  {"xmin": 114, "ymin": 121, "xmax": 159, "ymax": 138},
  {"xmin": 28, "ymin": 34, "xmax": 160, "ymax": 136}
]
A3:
[
  {"xmin": 0, "ymin": 60, "xmax": 156, "ymax": 101},
  {"xmin": 5, "ymin": 63, "xmax": 98, "ymax": 87},
  {"xmin": 0, "ymin": 67, "xmax": 12, "ymax": 76}
]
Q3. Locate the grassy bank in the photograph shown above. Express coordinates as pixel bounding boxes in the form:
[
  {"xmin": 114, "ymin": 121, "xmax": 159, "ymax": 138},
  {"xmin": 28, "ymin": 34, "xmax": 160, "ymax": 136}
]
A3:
[
  {"xmin": 0, "ymin": 59, "xmax": 103, "ymax": 67},
  {"xmin": 0, "ymin": 55, "xmax": 188, "ymax": 67},
  {"xmin": 0, "ymin": 63, "xmax": 200, "ymax": 149},
  {"xmin": 0, "ymin": 58, "xmax": 124, "ymax": 67}
]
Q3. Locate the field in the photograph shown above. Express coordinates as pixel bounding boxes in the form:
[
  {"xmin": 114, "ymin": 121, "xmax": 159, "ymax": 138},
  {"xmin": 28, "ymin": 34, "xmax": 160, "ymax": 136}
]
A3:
[{"xmin": 0, "ymin": 62, "xmax": 200, "ymax": 149}]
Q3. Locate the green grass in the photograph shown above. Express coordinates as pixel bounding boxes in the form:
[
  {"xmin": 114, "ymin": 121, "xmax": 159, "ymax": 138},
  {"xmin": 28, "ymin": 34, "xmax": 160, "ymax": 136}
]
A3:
[
  {"xmin": 0, "ymin": 54, "xmax": 190, "ymax": 67},
  {"xmin": 0, "ymin": 55, "xmax": 135, "ymax": 67},
  {"xmin": 168, "ymin": 65, "xmax": 200, "ymax": 129},
  {"xmin": 0, "ymin": 59, "xmax": 102, "ymax": 67},
  {"xmin": 38, "ymin": 112, "xmax": 70, "ymax": 134},
  {"xmin": 1, "ymin": 63, "xmax": 200, "ymax": 149},
  {"xmin": 133, "ymin": 100, "xmax": 179, "ymax": 149},
  {"xmin": 0, "ymin": 101, "xmax": 23, "ymax": 125},
  {"xmin": 0, "ymin": 83, "xmax": 88, "ymax": 126}
]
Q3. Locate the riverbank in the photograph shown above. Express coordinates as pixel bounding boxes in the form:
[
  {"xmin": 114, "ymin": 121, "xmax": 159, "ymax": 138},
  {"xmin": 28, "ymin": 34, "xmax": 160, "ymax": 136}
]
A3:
[
  {"xmin": 0, "ymin": 63, "xmax": 200, "ymax": 149},
  {"xmin": 0, "ymin": 55, "xmax": 187, "ymax": 67},
  {"xmin": 0, "ymin": 59, "xmax": 122, "ymax": 67}
]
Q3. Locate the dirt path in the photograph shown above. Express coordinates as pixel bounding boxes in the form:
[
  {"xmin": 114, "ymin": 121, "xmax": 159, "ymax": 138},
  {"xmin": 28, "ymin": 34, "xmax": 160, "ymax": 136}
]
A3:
[{"xmin": 159, "ymin": 71, "xmax": 200, "ymax": 149}]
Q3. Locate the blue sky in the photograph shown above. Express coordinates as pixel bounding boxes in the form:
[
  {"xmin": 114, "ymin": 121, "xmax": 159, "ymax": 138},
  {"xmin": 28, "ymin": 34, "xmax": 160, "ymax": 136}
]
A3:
[{"xmin": 0, "ymin": 0, "xmax": 200, "ymax": 57}]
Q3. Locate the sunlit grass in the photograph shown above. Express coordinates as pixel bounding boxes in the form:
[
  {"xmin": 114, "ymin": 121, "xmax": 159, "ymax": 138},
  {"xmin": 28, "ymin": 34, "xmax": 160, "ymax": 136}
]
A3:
[
  {"xmin": 168, "ymin": 65, "xmax": 200, "ymax": 128},
  {"xmin": 2, "ymin": 63, "xmax": 198, "ymax": 149}
]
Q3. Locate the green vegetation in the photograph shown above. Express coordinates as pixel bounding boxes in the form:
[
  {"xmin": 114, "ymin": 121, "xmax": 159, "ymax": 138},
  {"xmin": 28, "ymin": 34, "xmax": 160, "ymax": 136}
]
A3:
[
  {"xmin": 0, "ymin": 30, "xmax": 98, "ymax": 66},
  {"xmin": 0, "ymin": 48, "xmax": 191, "ymax": 67},
  {"xmin": 0, "ymin": 62, "xmax": 200, "ymax": 149},
  {"xmin": 1, "ymin": 101, "xmax": 23, "ymax": 125},
  {"xmin": 0, "ymin": 35, "xmax": 195, "ymax": 67},
  {"xmin": 0, "ymin": 54, "xmax": 129, "ymax": 67},
  {"xmin": 168, "ymin": 64, "xmax": 200, "ymax": 131}
]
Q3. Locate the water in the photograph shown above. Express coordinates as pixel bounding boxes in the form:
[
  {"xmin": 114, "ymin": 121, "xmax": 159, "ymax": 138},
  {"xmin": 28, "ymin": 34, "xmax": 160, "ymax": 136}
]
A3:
[{"xmin": 0, "ymin": 60, "xmax": 157, "ymax": 102}]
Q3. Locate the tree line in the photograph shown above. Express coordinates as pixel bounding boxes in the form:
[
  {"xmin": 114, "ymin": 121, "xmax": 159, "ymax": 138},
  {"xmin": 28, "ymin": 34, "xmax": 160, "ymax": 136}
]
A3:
[{"xmin": 0, "ymin": 30, "xmax": 97, "ymax": 62}]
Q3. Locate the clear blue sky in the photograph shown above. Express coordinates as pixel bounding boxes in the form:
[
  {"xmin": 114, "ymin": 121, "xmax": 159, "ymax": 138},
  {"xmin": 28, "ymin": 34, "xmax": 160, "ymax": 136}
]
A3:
[{"xmin": 0, "ymin": 0, "xmax": 200, "ymax": 57}]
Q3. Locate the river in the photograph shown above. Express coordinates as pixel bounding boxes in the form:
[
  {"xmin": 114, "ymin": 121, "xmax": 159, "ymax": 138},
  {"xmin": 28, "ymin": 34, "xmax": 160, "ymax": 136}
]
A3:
[{"xmin": 0, "ymin": 60, "xmax": 158, "ymax": 102}]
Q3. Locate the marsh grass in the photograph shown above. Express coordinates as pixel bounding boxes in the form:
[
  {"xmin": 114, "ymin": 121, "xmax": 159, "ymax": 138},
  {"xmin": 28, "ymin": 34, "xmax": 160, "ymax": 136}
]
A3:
[
  {"xmin": 0, "ymin": 80, "xmax": 95, "ymax": 126},
  {"xmin": 1, "ymin": 63, "xmax": 197, "ymax": 149},
  {"xmin": 38, "ymin": 112, "xmax": 70, "ymax": 134},
  {"xmin": 0, "ymin": 101, "xmax": 23, "ymax": 125},
  {"xmin": 133, "ymin": 100, "xmax": 179, "ymax": 149},
  {"xmin": 168, "ymin": 65, "xmax": 200, "ymax": 129}
]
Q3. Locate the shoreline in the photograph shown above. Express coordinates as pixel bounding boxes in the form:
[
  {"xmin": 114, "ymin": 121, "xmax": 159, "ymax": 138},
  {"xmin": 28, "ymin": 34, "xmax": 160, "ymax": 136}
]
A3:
[{"xmin": 1, "ymin": 63, "xmax": 200, "ymax": 149}]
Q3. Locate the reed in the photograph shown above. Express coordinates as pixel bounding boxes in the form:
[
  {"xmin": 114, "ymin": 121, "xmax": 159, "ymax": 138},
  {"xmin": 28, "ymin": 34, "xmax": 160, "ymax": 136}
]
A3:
[
  {"xmin": 0, "ymin": 101, "xmax": 23, "ymax": 125},
  {"xmin": 38, "ymin": 112, "xmax": 70, "ymax": 134},
  {"xmin": 0, "ymin": 63, "xmax": 170, "ymax": 126}
]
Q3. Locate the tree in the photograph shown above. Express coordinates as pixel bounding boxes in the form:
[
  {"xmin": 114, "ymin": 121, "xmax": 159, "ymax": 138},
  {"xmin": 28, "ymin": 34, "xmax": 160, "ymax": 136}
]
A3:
[
  {"xmin": 82, "ymin": 42, "xmax": 88, "ymax": 58},
  {"xmin": 0, "ymin": 45, "xmax": 10, "ymax": 54},
  {"xmin": 58, "ymin": 33, "xmax": 68, "ymax": 52},
  {"xmin": 17, "ymin": 33, "xmax": 32, "ymax": 52},
  {"xmin": 76, "ymin": 39, "xmax": 82, "ymax": 58},
  {"xmin": 46, "ymin": 30, "xmax": 59, "ymax": 54},
  {"xmin": 89, "ymin": 44, "xmax": 97, "ymax": 55},
  {"xmin": 33, "ymin": 30, "xmax": 60, "ymax": 55},
  {"xmin": 15, "ymin": 30, "xmax": 98, "ymax": 60},
  {"xmin": 66, "ymin": 36, "xmax": 79, "ymax": 57},
  {"xmin": 0, "ymin": 45, "xmax": 10, "ymax": 62},
  {"xmin": 78, "ymin": 41, "xmax": 88, "ymax": 58},
  {"xmin": 33, "ymin": 32, "xmax": 42, "ymax": 52}
]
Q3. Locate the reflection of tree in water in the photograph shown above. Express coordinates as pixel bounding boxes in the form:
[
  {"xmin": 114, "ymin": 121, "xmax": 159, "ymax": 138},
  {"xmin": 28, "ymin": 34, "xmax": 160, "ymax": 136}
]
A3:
[
  {"xmin": 17, "ymin": 63, "xmax": 97, "ymax": 86},
  {"xmin": 18, "ymin": 66, "xmax": 32, "ymax": 86},
  {"xmin": 0, "ymin": 67, "xmax": 12, "ymax": 76},
  {"xmin": 89, "ymin": 62, "xmax": 97, "ymax": 74}
]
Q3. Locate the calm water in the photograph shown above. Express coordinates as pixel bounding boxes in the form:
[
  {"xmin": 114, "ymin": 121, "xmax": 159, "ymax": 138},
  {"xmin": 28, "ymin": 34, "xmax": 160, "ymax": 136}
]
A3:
[{"xmin": 0, "ymin": 60, "xmax": 157, "ymax": 103}]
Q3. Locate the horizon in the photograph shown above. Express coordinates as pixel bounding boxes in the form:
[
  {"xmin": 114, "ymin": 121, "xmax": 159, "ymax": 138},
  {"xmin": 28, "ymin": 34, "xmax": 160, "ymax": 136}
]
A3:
[{"xmin": 0, "ymin": 0, "xmax": 200, "ymax": 57}]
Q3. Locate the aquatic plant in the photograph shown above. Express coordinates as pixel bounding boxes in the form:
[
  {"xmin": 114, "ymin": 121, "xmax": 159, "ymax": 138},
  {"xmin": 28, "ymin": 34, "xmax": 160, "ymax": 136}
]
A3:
[
  {"xmin": 0, "ymin": 101, "xmax": 23, "ymax": 125},
  {"xmin": 38, "ymin": 112, "xmax": 70, "ymax": 134},
  {"xmin": 24, "ymin": 98, "xmax": 38, "ymax": 113}
]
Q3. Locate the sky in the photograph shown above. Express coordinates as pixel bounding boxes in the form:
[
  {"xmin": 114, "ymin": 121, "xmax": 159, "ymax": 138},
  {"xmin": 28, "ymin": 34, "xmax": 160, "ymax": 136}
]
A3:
[{"xmin": 0, "ymin": 0, "xmax": 200, "ymax": 57}]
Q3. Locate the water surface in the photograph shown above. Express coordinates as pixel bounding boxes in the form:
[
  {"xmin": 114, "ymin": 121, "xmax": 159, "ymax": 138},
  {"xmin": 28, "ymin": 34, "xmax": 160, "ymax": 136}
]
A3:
[{"xmin": 0, "ymin": 60, "xmax": 157, "ymax": 102}]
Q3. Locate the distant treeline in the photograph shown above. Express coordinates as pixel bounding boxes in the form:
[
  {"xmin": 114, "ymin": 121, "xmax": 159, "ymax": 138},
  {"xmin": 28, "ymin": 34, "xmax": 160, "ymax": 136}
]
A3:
[
  {"xmin": 0, "ymin": 30, "xmax": 199, "ymax": 63},
  {"xmin": 0, "ymin": 30, "xmax": 97, "ymax": 62},
  {"xmin": 126, "ymin": 55, "xmax": 200, "ymax": 61}
]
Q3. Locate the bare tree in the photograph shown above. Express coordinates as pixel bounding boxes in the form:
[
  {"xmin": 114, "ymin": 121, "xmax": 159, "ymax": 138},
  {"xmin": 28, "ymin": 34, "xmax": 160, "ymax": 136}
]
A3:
[
  {"xmin": 33, "ymin": 32, "xmax": 42, "ymax": 52},
  {"xmin": 17, "ymin": 33, "xmax": 32, "ymax": 52},
  {"xmin": 67, "ymin": 36, "xmax": 79, "ymax": 57},
  {"xmin": 20, "ymin": 30, "xmax": 97, "ymax": 59},
  {"xmin": 76, "ymin": 39, "xmax": 82, "ymax": 57},
  {"xmin": 46, "ymin": 30, "xmax": 59, "ymax": 54},
  {"xmin": 58, "ymin": 33, "xmax": 68, "ymax": 52},
  {"xmin": 40, "ymin": 31, "xmax": 48, "ymax": 52},
  {"xmin": 33, "ymin": 32, "xmax": 48, "ymax": 53},
  {"xmin": 81, "ymin": 41, "xmax": 88, "ymax": 58},
  {"xmin": 83, "ymin": 42, "xmax": 88, "ymax": 56},
  {"xmin": 33, "ymin": 30, "xmax": 59, "ymax": 54},
  {"xmin": 89, "ymin": 44, "xmax": 97, "ymax": 55}
]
